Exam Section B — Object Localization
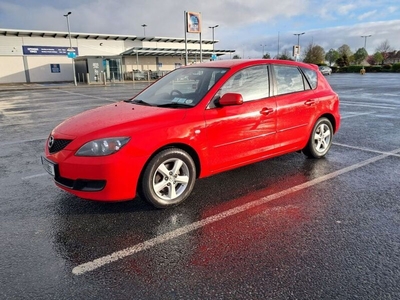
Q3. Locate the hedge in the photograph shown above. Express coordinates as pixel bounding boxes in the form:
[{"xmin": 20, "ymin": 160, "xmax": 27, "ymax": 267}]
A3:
[
  {"xmin": 334, "ymin": 64, "xmax": 400, "ymax": 72},
  {"xmin": 392, "ymin": 63, "xmax": 400, "ymax": 72}
]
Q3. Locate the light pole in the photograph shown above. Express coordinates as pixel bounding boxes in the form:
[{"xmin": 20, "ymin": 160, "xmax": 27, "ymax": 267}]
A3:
[
  {"xmin": 361, "ymin": 35, "xmax": 372, "ymax": 50},
  {"xmin": 277, "ymin": 31, "xmax": 280, "ymax": 58},
  {"xmin": 141, "ymin": 24, "xmax": 147, "ymax": 36},
  {"xmin": 208, "ymin": 25, "xmax": 219, "ymax": 51},
  {"xmin": 260, "ymin": 44, "xmax": 266, "ymax": 57},
  {"xmin": 63, "ymin": 12, "xmax": 77, "ymax": 86},
  {"xmin": 293, "ymin": 32, "xmax": 305, "ymax": 61}
]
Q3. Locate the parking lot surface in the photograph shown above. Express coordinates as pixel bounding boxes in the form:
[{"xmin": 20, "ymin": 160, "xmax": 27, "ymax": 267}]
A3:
[{"xmin": 1, "ymin": 75, "xmax": 399, "ymax": 299}]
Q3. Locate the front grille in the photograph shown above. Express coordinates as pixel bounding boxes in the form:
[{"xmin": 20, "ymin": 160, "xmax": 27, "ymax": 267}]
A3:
[{"xmin": 49, "ymin": 139, "xmax": 72, "ymax": 154}]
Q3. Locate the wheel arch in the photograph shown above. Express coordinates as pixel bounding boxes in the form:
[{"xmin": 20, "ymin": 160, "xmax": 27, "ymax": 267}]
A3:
[
  {"xmin": 137, "ymin": 143, "xmax": 201, "ymax": 193},
  {"xmin": 319, "ymin": 113, "xmax": 338, "ymax": 133}
]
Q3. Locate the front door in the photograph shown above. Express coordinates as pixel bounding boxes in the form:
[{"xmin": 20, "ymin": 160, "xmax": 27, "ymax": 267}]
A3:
[{"xmin": 204, "ymin": 65, "xmax": 277, "ymax": 173}]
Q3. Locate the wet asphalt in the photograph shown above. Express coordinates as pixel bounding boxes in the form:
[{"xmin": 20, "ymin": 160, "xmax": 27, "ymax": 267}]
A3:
[{"xmin": 1, "ymin": 75, "xmax": 399, "ymax": 299}]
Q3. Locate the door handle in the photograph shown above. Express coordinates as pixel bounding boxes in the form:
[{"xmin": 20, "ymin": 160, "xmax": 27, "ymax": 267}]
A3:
[
  {"xmin": 304, "ymin": 99, "xmax": 316, "ymax": 106},
  {"xmin": 260, "ymin": 107, "xmax": 274, "ymax": 115}
]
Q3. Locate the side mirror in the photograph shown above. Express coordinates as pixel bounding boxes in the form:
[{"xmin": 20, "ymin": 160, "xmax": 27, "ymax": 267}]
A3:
[{"xmin": 218, "ymin": 93, "xmax": 243, "ymax": 106}]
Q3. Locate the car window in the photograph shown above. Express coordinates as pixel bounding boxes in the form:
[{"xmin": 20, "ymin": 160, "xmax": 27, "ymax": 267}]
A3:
[
  {"xmin": 219, "ymin": 65, "xmax": 269, "ymax": 102},
  {"xmin": 301, "ymin": 67, "xmax": 318, "ymax": 89},
  {"xmin": 131, "ymin": 67, "xmax": 228, "ymax": 107},
  {"xmin": 273, "ymin": 65, "xmax": 305, "ymax": 95}
]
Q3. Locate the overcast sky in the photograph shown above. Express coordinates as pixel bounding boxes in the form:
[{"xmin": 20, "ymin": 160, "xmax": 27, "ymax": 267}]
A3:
[{"xmin": 1, "ymin": 0, "xmax": 399, "ymax": 58}]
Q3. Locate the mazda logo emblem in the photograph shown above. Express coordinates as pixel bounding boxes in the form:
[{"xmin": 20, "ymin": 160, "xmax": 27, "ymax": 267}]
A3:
[{"xmin": 48, "ymin": 136, "xmax": 55, "ymax": 149}]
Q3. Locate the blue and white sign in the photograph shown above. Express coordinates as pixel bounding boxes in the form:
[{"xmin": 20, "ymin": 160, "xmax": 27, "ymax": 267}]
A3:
[
  {"xmin": 67, "ymin": 51, "xmax": 76, "ymax": 58},
  {"xmin": 22, "ymin": 46, "xmax": 79, "ymax": 56}
]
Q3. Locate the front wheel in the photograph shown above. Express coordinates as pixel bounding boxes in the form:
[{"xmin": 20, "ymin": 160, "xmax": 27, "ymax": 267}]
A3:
[
  {"xmin": 303, "ymin": 117, "xmax": 333, "ymax": 158},
  {"xmin": 139, "ymin": 148, "xmax": 196, "ymax": 208}
]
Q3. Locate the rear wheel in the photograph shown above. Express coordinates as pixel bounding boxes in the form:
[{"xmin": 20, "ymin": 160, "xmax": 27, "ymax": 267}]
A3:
[
  {"xmin": 303, "ymin": 117, "xmax": 333, "ymax": 158},
  {"xmin": 139, "ymin": 148, "xmax": 196, "ymax": 208}
]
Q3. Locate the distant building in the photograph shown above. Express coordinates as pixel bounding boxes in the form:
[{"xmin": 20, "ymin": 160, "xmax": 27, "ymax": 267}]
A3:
[{"xmin": 0, "ymin": 28, "xmax": 234, "ymax": 84}]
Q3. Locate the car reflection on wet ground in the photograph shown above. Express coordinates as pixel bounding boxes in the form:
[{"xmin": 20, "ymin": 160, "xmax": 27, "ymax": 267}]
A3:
[{"xmin": 1, "ymin": 75, "xmax": 399, "ymax": 299}]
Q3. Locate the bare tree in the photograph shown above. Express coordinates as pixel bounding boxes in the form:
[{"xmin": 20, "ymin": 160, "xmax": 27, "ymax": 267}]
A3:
[{"xmin": 376, "ymin": 39, "xmax": 393, "ymax": 64}]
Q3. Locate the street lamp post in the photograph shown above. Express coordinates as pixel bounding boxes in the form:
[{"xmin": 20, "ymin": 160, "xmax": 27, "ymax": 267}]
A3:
[
  {"xmin": 293, "ymin": 32, "xmax": 305, "ymax": 61},
  {"xmin": 260, "ymin": 44, "xmax": 266, "ymax": 57},
  {"xmin": 208, "ymin": 25, "xmax": 219, "ymax": 52},
  {"xmin": 361, "ymin": 35, "xmax": 372, "ymax": 50},
  {"xmin": 141, "ymin": 24, "xmax": 147, "ymax": 36},
  {"xmin": 63, "ymin": 12, "xmax": 77, "ymax": 86}
]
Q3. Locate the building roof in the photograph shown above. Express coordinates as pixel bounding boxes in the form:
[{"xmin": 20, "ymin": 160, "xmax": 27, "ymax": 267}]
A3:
[
  {"xmin": 121, "ymin": 47, "xmax": 235, "ymax": 57},
  {"xmin": 0, "ymin": 28, "xmax": 216, "ymax": 44},
  {"xmin": 0, "ymin": 28, "xmax": 235, "ymax": 58}
]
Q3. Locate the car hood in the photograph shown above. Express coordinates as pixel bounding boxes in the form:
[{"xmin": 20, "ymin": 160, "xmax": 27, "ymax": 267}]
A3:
[{"xmin": 53, "ymin": 101, "xmax": 187, "ymax": 138}]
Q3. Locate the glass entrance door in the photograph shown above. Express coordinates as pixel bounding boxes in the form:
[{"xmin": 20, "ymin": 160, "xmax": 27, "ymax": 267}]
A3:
[{"xmin": 103, "ymin": 58, "xmax": 122, "ymax": 82}]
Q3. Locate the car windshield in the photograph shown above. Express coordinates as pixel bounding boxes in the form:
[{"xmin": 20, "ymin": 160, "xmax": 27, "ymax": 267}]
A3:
[{"xmin": 130, "ymin": 67, "xmax": 228, "ymax": 108}]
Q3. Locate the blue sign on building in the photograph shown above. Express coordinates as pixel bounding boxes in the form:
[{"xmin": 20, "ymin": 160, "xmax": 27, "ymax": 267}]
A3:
[
  {"xmin": 22, "ymin": 46, "xmax": 79, "ymax": 56},
  {"xmin": 50, "ymin": 64, "xmax": 61, "ymax": 73}
]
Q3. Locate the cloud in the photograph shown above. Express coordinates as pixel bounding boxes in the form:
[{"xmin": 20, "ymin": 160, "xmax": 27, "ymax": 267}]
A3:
[
  {"xmin": 0, "ymin": 0, "xmax": 399, "ymax": 58},
  {"xmin": 358, "ymin": 10, "xmax": 378, "ymax": 21},
  {"xmin": 337, "ymin": 4, "xmax": 356, "ymax": 15}
]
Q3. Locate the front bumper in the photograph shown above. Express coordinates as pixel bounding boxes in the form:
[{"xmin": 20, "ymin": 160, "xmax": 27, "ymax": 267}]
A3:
[{"xmin": 43, "ymin": 149, "xmax": 148, "ymax": 202}]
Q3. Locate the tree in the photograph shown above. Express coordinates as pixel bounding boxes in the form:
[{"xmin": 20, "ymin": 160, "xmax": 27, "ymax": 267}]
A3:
[
  {"xmin": 366, "ymin": 55, "xmax": 376, "ymax": 65},
  {"xmin": 353, "ymin": 48, "xmax": 368, "ymax": 64},
  {"xmin": 376, "ymin": 39, "xmax": 392, "ymax": 64},
  {"xmin": 276, "ymin": 49, "xmax": 293, "ymax": 60},
  {"xmin": 337, "ymin": 44, "xmax": 353, "ymax": 57},
  {"xmin": 336, "ymin": 44, "xmax": 352, "ymax": 67},
  {"xmin": 373, "ymin": 52, "xmax": 384, "ymax": 65},
  {"xmin": 325, "ymin": 49, "xmax": 339, "ymax": 66},
  {"xmin": 303, "ymin": 43, "xmax": 325, "ymax": 64},
  {"xmin": 262, "ymin": 52, "xmax": 271, "ymax": 59},
  {"xmin": 336, "ymin": 54, "xmax": 349, "ymax": 67},
  {"xmin": 232, "ymin": 54, "xmax": 241, "ymax": 59}
]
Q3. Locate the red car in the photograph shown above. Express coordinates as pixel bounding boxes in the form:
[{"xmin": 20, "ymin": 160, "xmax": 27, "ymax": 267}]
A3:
[{"xmin": 42, "ymin": 59, "xmax": 340, "ymax": 208}]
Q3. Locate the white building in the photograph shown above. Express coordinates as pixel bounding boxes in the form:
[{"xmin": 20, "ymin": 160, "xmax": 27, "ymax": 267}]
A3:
[{"xmin": 0, "ymin": 28, "xmax": 234, "ymax": 84}]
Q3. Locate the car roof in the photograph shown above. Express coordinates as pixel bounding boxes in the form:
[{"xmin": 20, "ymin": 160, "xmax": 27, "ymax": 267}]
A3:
[{"xmin": 185, "ymin": 59, "xmax": 319, "ymax": 71}]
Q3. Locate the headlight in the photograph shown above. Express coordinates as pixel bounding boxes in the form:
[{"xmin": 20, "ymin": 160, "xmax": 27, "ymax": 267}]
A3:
[{"xmin": 76, "ymin": 137, "xmax": 130, "ymax": 156}]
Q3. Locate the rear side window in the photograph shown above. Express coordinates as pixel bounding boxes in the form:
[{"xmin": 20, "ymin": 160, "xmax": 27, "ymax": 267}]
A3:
[
  {"xmin": 301, "ymin": 67, "xmax": 318, "ymax": 89},
  {"xmin": 273, "ymin": 65, "xmax": 305, "ymax": 95}
]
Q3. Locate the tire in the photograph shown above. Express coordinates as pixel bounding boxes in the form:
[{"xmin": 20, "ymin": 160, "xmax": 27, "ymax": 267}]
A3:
[
  {"xmin": 139, "ymin": 148, "xmax": 196, "ymax": 208},
  {"xmin": 303, "ymin": 117, "xmax": 333, "ymax": 158}
]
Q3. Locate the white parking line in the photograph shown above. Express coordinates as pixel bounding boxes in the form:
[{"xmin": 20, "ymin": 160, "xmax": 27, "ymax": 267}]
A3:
[
  {"xmin": 56, "ymin": 89, "xmax": 116, "ymax": 102},
  {"xmin": 0, "ymin": 137, "xmax": 45, "ymax": 147},
  {"xmin": 72, "ymin": 146, "xmax": 400, "ymax": 276},
  {"xmin": 341, "ymin": 100, "xmax": 400, "ymax": 108},
  {"xmin": 333, "ymin": 142, "xmax": 400, "ymax": 158},
  {"xmin": 340, "ymin": 102, "xmax": 397, "ymax": 110},
  {"xmin": 340, "ymin": 112, "xmax": 376, "ymax": 119},
  {"xmin": 22, "ymin": 173, "xmax": 48, "ymax": 180}
]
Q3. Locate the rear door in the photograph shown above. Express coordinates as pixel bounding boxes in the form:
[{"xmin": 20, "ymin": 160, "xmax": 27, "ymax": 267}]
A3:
[{"xmin": 272, "ymin": 64, "xmax": 317, "ymax": 152}]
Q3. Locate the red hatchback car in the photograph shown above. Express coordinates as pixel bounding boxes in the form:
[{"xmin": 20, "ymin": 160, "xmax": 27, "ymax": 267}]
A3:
[{"xmin": 42, "ymin": 59, "xmax": 340, "ymax": 208}]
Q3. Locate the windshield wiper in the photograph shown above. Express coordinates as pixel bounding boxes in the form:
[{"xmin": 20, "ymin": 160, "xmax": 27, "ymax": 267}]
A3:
[
  {"xmin": 157, "ymin": 102, "xmax": 193, "ymax": 108},
  {"xmin": 130, "ymin": 99, "xmax": 153, "ymax": 106}
]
